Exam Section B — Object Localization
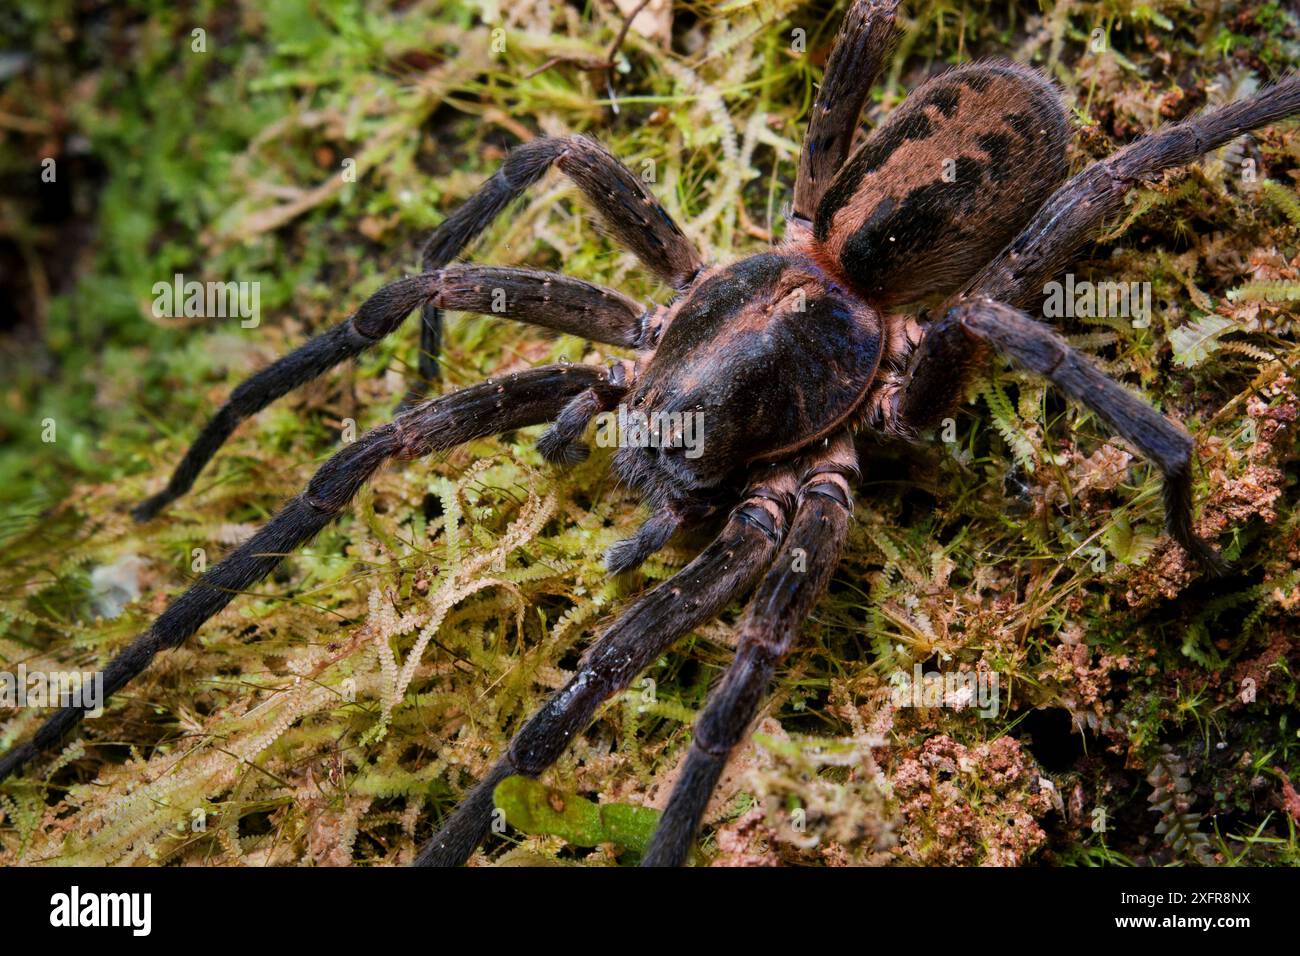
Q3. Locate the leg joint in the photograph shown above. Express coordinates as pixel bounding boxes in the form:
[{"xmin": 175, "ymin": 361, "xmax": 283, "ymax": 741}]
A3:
[
  {"xmin": 801, "ymin": 477, "xmax": 853, "ymax": 511},
  {"xmin": 732, "ymin": 485, "xmax": 794, "ymax": 542}
]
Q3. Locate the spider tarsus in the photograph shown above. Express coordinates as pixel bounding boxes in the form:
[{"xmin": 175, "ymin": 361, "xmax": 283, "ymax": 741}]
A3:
[
  {"xmin": 562, "ymin": 441, "xmax": 591, "ymax": 466},
  {"xmin": 130, "ymin": 494, "xmax": 170, "ymax": 523},
  {"xmin": 536, "ymin": 429, "xmax": 589, "ymax": 466},
  {"xmin": 1190, "ymin": 540, "xmax": 1229, "ymax": 578},
  {"xmin": 642, "ymin": 748, "xmax": 726, "ymax": 867},
  {"xmin": 537, "ymin": 386, "xmax": 615, "ymax": 467},
  {"xmin": 605, "ymin": 510, "xmax": 681, "ymax": 574},
  {"xmin": 1174, "ymin": 522, "xmax": 1229, "ymax": 577},
  {"xmin": 1162, "ymin": 465, "xmax": 1228, "ymax": 577},
  {"xmin": 604, "ymin": 537, "xmax": 647, "ymax": 575}
]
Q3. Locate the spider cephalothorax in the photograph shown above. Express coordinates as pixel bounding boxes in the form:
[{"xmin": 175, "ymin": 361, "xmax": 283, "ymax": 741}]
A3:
[
  {"xmin": 610, "ymin": 253, "xmax": 881, "ymax": 509},
  {"xmin": 601, "ymin": 59, "xmax": 1073, "ymax": 564},
  {"xmin": 4, "ymin": 0, "xmax": 1299, "ymax": 867}
]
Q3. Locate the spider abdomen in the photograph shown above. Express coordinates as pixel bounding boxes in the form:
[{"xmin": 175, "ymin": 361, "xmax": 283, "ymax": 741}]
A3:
[
  {"xmin": 812, "ymin": 60, "xmax": 1070, "ymax": 307},
  {"xmin": 619, "ymin": 252, "xmax": 882, "ymax": 496}
]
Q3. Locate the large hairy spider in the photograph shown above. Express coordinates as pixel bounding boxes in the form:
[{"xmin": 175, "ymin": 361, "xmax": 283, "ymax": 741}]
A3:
[{"xmin": 4, "ymin": 0, "xmax": 1299, "ymax": 866}]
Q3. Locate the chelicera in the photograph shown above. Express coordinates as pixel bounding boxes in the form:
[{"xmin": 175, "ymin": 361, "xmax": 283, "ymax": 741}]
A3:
[{"xmin": 4, "ymin": 0, "xmax": 1298, "ymax": 866}]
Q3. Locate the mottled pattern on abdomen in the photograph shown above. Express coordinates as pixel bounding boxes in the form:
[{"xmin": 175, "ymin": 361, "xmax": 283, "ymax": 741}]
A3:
[{"xmin": 813, "ymin": 61, "xmax": 1070, "ymax": 308}]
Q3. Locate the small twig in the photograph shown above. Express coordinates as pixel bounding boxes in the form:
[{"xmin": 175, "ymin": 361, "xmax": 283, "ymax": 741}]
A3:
[
  {"xmin": 524, "ymin": 0, "xmax": 653, "ymax": 81},
  {"xmin": 604, "ymin": 0, "xmax": 653, "ymax": 67}
]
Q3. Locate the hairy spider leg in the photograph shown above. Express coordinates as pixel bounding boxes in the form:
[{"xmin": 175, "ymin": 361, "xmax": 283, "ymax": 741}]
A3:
[
  {"xmin": 891, "ymin": 76, "xmax": 1300, "ymax": 570},
  {"xmin": 415, "ymin": 467, "xmax": 799, "ymax": 866},
  {"xmin": 536, "ymin": 382, "xmax": 623, "ymax": 467},
  {"xmin": 412, "ymin": 134, "xmax": 704, "ymax": 398},
  {"xmin": 605, "ymin": 507, "xmax": 684, "ymax": 575},
  {"xmin": 944, "ymin": 299, "xmax": 1224, "ymax": 571},
  {"xmin": 0, "ymin": 364, "xmax": 618, "ymax": 784},
  {"xmin": 791, "ymin": 0, "xmax": 902, "ymax": 223},
  {"xmin": 643, "ymin": 431, "xmax": 859, "ymax": 866},
  {"xmin": 901, "ymin": 75, "xmax": 1300, "ymax": 433},
  {"xmin": 966, "ymin": 75, "xmax": 1300, "ymax": 310},
  {"xmin": 132, "ymin": 265, "xmax": 645, "ymax": 521}
]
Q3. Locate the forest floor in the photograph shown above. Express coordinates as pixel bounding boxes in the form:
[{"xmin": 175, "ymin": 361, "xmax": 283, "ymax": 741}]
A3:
[{"xmin": 0, "ymin": 0, "xmax": 1298, "ymax": 866}]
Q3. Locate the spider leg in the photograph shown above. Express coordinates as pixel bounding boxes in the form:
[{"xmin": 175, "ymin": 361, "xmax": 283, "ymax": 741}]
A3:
[
  {"xmin": 643, "ymin": 432, "xmax": 859, "ymax": 867},
  {"xmin": 791, "ymin": 0, "xmax": 901, "ymax": 222},
  {"xmin": 413, "ymin": 134, "xmax": 705, "ymax": 396},
  {"xmin": 415, "ymin": 468, "xmax": 799, "ymax": 866},
  {"xmin": 906, "ymin": 76, "xmax": 1300, "ymax": 427},
  {"xmin": 133, "ymin": 266, "xmax": 645, "ymax": 521},
  {"xmin": 908, "ymin": 298, "xmax": 1225, "ymax": 571},
  {"xmin": 967, "ymin": 75, "xmax": 1300, "ymax": 308},
  {"xmin": 605, "ymin": 506, "xmax": 683, "ymax": 574},
  {"xmin": 536, "ymin": 358, "xmax": 636, "ymax": 466},
  {"xmin": 885, "ymin": 78, "xmax": 1300, "ymax": 565},
  {"xmin": 0, "ymin": 364, "xmax": 618, "ymax": 784}
]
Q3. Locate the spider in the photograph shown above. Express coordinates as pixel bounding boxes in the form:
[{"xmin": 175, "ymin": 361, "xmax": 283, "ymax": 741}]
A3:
[{"xmin": 3, "ymin": 0, "xmax": 1299, "ymax": 867}]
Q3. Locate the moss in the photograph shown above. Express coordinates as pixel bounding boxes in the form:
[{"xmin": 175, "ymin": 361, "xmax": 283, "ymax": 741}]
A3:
[{"xmin": 1, "ymin": 0, "xmax": 1298, "ymax": 866}]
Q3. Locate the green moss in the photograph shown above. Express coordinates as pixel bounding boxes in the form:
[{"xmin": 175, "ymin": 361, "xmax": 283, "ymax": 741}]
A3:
[{"xmin": 1, "ymin": 0, "xmax": 1298, "ymax": 866}]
